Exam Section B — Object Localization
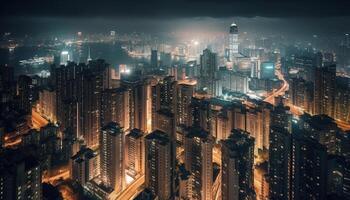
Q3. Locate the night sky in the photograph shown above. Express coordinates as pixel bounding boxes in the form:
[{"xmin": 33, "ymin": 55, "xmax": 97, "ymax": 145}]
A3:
[{"xmin": 1, "ymin": 0, "xmax": 350, "ymax": 18}]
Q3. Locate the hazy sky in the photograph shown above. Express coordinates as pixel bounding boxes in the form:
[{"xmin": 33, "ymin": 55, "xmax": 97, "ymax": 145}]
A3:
[
  {"xmin": 1, "ymin": 0, "xmax": 349, "ymax": 18},
  {"xmin": 1, "ymin": 0, "xmax": 350, "ymax": 37}
]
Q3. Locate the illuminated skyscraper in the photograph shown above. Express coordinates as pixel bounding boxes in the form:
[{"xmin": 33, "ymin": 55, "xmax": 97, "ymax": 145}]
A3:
[
  {"xmin": 270, "ymin": 100, "xmax": 292, "ymax": 132},
  {"xmin": 291, "ymin": 127, "xmax": 327, "ymax": 200},
  {"xmin": 100, "ymin": 122, "xmax": 125, "ymax": 192},
  {"xmin": 221, "ymin": 129, "xmax": 255, "ymax": 200},
  {"xmin": 260, "ymin": 62, "xmax": 275, "ymax": 79},
  {"xmin": 191, "ymin": 97, "xmax": 211, "ymax": 132},
  {"xmin": 71, "ymin": 146, "xmax": 98, "ymax": 185},
  {"xmin": 60, "ymin": 50, "xmax": 71, "ymax": 65},
  {"xmin": 314, "ymin": 64, "xmax": 336, "ymax": 117},
  {"xmin": 153, "ymin": 109, "xmax": 176, "ymax": 196},
  {"xmin": 17, "ymin": 75, "xmax": 34, "ymax": 114},
  {"xmin": 184, "ymin": 126, "xmax": 214, "ymax": 200},
  {"xmin": 269, "ymin": 126, "xmax": 291, "ymax": 200},
  {"xmin": 125, "ymin": 128, "xmax": 144, "ymax": 177},
  {"xmin": 151, "ymin": 50, "xmax": 158, "ymax": 69},
  {"xmin": 177, "ymin": 82, "xmax": 195, "ymax": 126},
  {"xmin": 151, "ymin": 76, "xmax": 177, "ymax": 130},
  {"xmin": 121, "ymin": 75, "xmax": 149, "ymax": 132},
  {"xmin": 144, "ymin": 130, "xmax": 172, "ymax": 199},
  {"xmin": 101, "ymin": 87, "xmax": 130, "ymax": 129},
  {"xmin": 229, "ymin": 22, "xmax": 239, "ymax": 61},
  {"xmin": 0, "ymin": 149, "xmax": 42, "ymax": 200},
  {"xmin": 199, "ymin": 48, "xmax": 217, "ymax": 95}
]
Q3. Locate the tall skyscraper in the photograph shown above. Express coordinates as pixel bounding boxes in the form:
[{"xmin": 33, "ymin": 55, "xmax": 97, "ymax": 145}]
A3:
[
  {"xmin": 260, "ymin": 62, "xmax": 275, "ymax": 79},
  {"xmin": 314, "ymin": 64, "xmax": 336, "ymax": 118},
  {"xmin": 121, "ymin": 75, "xmax": 149, "ymax": 132},
  {"xmin": 71, "ymin": 146, "xmax": 98, "ymax": 185},
  {"xmin": 125, "ymin": 128, "xmax": 144, "ymax": 177},
  {"xmin": 184, "ymin": 126, "xmax": 214, "ymax": 200},
  {"xmin": 60, "ymin": 50, "xmax": 71, "ymax": 65},
  {"xmin": 177, "ymin": 81, "xmax": 195, "ymax": 126},
  {"xmin": 291, "ymin": 127, "xmax": 328, "ymax": 200},
  {"xmin": 153, "ymin": 109, "xmax": 176, "ymax": 196},
  {"xmin": 151, "ymin": 76, "xmax": 177, "ymax": 130},
  {"xmin": 269, "ymin": 126, "xmax": 291, "ymax": 200},
  {"xmin": 270, "ymin": 100, "xmax": 292, "ymax": 132},
  {"xmin": 17, "ymin": 75, "xmax": 34, "ymax": 114},
  {"xmin": 199, "ymin": 48, "xmax": 217, "ymax": 95},
  {"xmin": 0, "ymin": 149, "xmax": 42, "ymax": 200},
  {"xmin": 151, "ymin": 50, "xmax": 158, "ymax": 69},
  {"xmin": 144, "ymin": 130, "xmax": 172, "ymax": 199},
  {"xmin": 191, "ymin": 97, "xmax": 211, "ymax": 132},
  {"xmin": 100, "ymin": 122, "xmax": 125, "ymax": 192},
  {"xmin": 229, "ymin": 22, "xmax": 239, "ymax": 61},
  {"xmin": 101, "ymin": 87, "xmax": 130, "ymax": 129},
  {"xmin": 221, "ymin": 129, "xmax": 255, "ymax": 200}
]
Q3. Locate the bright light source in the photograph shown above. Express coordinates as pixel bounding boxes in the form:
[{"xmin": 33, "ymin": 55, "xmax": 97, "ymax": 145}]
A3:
[
  {"xmin": 61, "ymin": 51, "xmax": 69, "ymax": 55},
  {"xmin": 194, "ymin": 41, "xmax": 199, "ymax": 45},
  {"xmin": 125, "ymin": 174, "xmax": 134, "ymax": 185}
]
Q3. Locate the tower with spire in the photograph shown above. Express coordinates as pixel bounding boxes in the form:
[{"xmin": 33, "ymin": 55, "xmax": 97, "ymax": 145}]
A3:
[
  {"xmin": 229, "ymin": 22, "xmax": 239, "ymax": 62},
  {"xmin": 87, "ymin": 46, "xmax": 92, "ymax": 63}
]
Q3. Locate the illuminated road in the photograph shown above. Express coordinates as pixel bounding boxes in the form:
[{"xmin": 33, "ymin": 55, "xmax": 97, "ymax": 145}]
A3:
[
  {"xmin": 108, "ymin": 175, "xmax": 145, "ymax": 200},
  {"xmin": 263, "ymin": 64, "xmax": 289, "ymax": 105},
  {"xmin": 42, "ymin": 169, "xmax": 70, "ymax": 184},
  {"xmin": 336, "ymin": 120, "xmax": 350, "ymax": 131},
  {"xmin": 32, "ymin": 109, "xmax": 49, "ymax": 129}
]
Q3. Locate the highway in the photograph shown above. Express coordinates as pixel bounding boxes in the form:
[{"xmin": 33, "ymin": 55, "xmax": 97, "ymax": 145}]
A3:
[
  {"xmin": 108, "ymin": 175, "xmax": 145, "ymax": 200},
  {"xmin": 32, "ymin": 109, "xmax": 49, "ymax": 129},
  {"xmin": 264, "ymin": 64, "xmax": 350, "ymax": 131},
  {"xmin": 263, "ymin": 64, "xmax": 289, "ymax": 105}
]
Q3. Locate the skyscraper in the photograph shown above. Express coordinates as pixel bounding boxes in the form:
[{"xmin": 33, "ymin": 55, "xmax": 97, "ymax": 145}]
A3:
[
  {"xmin": 151, "ymin": 76, "xmax": 177, "ymax": 130},
  {"xmin": 221, "ymin": 129, "xmax": 255, "ymax": 200},
  {"xmin": 199, "ymin": 48, "xmax": 217, "ymax": 95},
  {"xmin": 71, "ymin": 146, "xmax": 98, "ymax": 185},
  {"xmin": 60, "ymin": 50, "xmax": 71, "ymax": 66},
  {"xmin": 17, "ymin": 75, "xmax": 34, "ymax": 114},
  {"xmin": 314, "ymin": 64, "xmax": 336, "ymax": 118},
  {"xmin": 121, "ymin": 75, "xmax": 149, "ymax": 132},
  {"xmin": 151, "ymin": 50, "xmax": 158, "ymax": 69},
  {"xmin": 144, "ymin": 130, "xmax": 172, "ymax": 199},
  {"xmin": 125, "ymin": 128, "xmax": 144, "ymax": 177},
  {"xmin": 184, "ymin": 126, "xmax": 214, "ymax": 200},
  {"xmin": 0, "ymin": 148, "xmax": 42, "ymax": 200},
  {"xmin": 100, "ymin": 122, "xmax": 125, "ymax": 192},
  {"xmin": 177, "ymin": 81, "xmax": 195, "ymax": 126},
  {"xmin": 229, "ymin": 22, "xmax": 239, "ymax": 61},
  {"xmin": 101, "ymin": 87, "xmax": 130, "ymax": 129},
  {"xmin": 269, "ymin": 126, "xmax": 291, "ymax": 200},
  {"xmin": 291, "ymin": 128, "xmax": 328, "ymax": 200}
]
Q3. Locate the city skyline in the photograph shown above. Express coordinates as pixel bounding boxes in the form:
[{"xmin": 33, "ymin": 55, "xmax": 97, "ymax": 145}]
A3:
[{"xmin": 1, "ymin": 1, "xmax": 350, "ymax": 200}]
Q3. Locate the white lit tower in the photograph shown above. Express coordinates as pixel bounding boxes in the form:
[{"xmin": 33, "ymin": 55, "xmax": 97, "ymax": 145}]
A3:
[{"xmin": 229, "ymin": 22, "xmax": 239, "ymax": 62}]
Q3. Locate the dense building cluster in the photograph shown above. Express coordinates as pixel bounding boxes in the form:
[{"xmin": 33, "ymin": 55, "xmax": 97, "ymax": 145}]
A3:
[{"xmin": 0, "ymin": 22, "xmax": 349, "ymax": 200}]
